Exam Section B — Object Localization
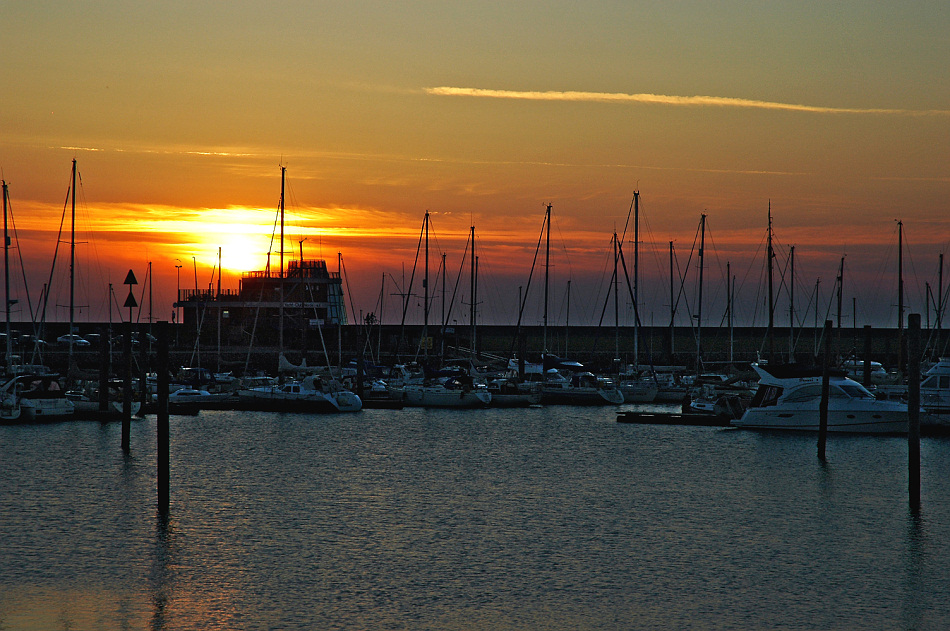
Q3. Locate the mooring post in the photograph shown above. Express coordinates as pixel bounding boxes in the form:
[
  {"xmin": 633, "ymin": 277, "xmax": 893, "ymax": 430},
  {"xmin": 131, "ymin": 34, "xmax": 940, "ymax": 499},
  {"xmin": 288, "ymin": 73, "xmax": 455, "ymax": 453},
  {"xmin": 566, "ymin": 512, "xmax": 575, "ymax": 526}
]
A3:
[
  {"xmin": 98, "ymin": 327, "xmax": 109, "ymax": 413},
  {"xmin": 908, "ymin": 313, "xmax": 921, "ymax": 512},
  {"xmin": 157, "ymin": 321, "xmax": 170, "ymax": 514},
  {"xmin": 122, "ymin": 321, "xmax": 132, "ymax": 452},
  {"xmin": 863, "ymin": 324, "xmax": 873, "ymax": 388},
  {"xmin": 140, "ymin": 334, "xmax": 150, "ymax": 413},
  {"xmin": 818, "ymin": 319, "xmax": 832, "ymax": 460},
  {"xmin": 355, "ymin": 323, "xmax": 364, "ymax": 399}
]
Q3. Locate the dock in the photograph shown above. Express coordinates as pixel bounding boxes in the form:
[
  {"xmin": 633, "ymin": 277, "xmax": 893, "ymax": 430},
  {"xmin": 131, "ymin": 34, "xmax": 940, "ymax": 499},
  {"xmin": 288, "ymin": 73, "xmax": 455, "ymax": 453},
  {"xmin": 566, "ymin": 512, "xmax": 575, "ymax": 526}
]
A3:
[{"xmin": 617, "ymin": 411, "xmax": 732, "ymax": 427}]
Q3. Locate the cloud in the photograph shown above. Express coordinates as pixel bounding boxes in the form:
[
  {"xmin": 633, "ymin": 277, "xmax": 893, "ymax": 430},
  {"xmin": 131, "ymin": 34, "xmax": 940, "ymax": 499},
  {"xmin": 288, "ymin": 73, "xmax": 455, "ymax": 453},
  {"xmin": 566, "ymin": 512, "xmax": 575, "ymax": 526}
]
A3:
[{"xmin": 425, "ymin": 87, "xmax": 950, "ymax": 116}]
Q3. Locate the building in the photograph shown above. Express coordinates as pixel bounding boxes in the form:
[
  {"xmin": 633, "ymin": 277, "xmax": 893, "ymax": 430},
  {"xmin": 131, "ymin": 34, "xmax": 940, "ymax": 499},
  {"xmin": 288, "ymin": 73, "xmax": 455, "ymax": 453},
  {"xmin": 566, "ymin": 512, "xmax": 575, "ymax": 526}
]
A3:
[{"xmin": 176, "ymin": 259, "xmax": 347, "ymax": 348}]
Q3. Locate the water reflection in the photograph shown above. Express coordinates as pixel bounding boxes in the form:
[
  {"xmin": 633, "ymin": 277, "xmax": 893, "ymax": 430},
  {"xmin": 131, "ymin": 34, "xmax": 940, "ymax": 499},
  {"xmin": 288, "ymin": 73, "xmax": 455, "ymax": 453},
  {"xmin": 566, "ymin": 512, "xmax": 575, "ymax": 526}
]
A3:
[
  {"xmin": 151, "ymin": 512, "xmax": 173, "ymax": 631},
  {"xmin": 2, "ymin": 411, "xmax": 950, "ymax": 629},
  {"xmin": 903, "ymin": 510, "xmax": 926, "ymax": 630}
]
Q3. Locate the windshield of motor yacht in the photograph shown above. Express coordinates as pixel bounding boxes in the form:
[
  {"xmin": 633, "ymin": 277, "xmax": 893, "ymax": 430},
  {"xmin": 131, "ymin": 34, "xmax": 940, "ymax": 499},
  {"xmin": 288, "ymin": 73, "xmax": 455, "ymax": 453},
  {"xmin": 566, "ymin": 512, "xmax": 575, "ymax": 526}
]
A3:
[{"xmin": 837, "ymin": 383, "xmax": 876, "ymax": 399}]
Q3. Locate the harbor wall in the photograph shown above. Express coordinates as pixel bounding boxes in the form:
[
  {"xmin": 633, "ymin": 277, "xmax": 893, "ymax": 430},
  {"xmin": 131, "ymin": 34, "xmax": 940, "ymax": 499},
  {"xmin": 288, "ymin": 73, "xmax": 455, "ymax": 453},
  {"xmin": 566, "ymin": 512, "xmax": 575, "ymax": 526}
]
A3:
[{"xmin": 11, "ymin": 322, "xmax": 948, "ymax": 375}]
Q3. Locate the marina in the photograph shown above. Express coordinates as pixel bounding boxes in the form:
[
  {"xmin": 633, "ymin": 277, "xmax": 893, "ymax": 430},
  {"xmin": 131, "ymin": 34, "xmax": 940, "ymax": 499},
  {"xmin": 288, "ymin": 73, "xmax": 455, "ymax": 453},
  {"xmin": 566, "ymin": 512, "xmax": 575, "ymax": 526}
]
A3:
[{"xmin": 2, "ymin": 404, "xmax": 949, "ymax": 629}]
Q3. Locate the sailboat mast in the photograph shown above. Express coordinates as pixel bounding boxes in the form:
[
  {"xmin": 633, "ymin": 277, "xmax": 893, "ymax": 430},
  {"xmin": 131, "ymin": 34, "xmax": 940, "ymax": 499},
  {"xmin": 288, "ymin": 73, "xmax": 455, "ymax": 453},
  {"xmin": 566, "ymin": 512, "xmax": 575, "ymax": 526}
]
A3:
[
  {"xmin": 424, "ymin": 211, "xmax": 429, "ymax": 360},
  {"xmin": 217, "ymin": 248, "xmax": 222, "ymax": 373},
  {"xmin": 767, "ymin": 203, "xmax": 774, "ymax": 364},
  {"xmin": 898, "ymin": 220, "xmax": 904, "ymax": 332},
  {"xmin": 939, "ymin": 253, "xmax": 945, "ymax": 330},
  {"xmin": 789, "ymin": 245, "xmax": 795, "ymax": 361},
  {"xmin": 727, "ymin": 261, "xmax": 733, "ymax": 365},
  {"xmin": 836, "ymin": 257, "xmax": 844, "ymax": 329},
  {"xmin": 543, "ymin": 203, "xmax": 551, "ymax": 353},
  {"xmin": 442, "ymin": 252, "xmax": 446, "ymax": 359},
  {"xmin": 669, "ymin": 241, "xmax": 675, "ymax": 361},
  {"xmin": 697, "ymin": 213, "xmax": 706, "ymax": 373},
  {"xmin": 280, "ymin": 166, "xmax": 285, "ymax": 279},
  {"xmin": 565, "ymin": 280, "xmax": 571, "ymax": 355},
  {"xmin": 2, "ymin": 181, "xmax": 11, "ymax": 367},
  {"xmin": 898, "ymin": 220, "xmax": 904, "ymax": 370},
  {"xmin": 474, "ymin": 255, "xmax": 479, "ymax": 357},
  {"xmin": 278, "ymin": 167, "xmax": 286, "ymax": 355},
  {"xmin": 614, "ymin": 232, "xmax": 619, "ymax": 365},
  {"xmin": 470, "ymin": 225, "xmax": 475, "ymax": 357},
  {"xmin": 633, "ymin": 191, "xmax": 639, "ymax": 367}
]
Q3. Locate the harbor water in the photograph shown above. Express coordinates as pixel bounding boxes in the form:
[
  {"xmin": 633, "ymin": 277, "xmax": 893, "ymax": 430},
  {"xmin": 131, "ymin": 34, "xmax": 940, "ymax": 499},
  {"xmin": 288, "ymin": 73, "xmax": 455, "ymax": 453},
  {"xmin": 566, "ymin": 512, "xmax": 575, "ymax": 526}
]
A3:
[{"xmin": 2, "ymin": 405, "xmax": 949, "ymax": 630}]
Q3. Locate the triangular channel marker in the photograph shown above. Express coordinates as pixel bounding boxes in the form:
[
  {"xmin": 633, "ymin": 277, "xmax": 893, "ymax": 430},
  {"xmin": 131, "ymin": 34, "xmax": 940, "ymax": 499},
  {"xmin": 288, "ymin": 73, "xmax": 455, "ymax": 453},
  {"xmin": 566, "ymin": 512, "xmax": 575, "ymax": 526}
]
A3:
[
  {"xmin": 124, "ymin": 269, "xmax": 138, "ymax": 285},
  {"xmin": 124, "ymin": 290, "xmax": 138, "ymax": 309}
]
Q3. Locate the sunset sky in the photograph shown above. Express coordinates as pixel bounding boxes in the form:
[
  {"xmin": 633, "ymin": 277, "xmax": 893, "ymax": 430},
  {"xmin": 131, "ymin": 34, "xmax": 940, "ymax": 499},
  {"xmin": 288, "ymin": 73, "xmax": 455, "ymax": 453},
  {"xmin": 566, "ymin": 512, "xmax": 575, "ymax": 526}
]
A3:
[{"xmin": 2, "ymin": 1, "xmax": 948, "ymax": 336}]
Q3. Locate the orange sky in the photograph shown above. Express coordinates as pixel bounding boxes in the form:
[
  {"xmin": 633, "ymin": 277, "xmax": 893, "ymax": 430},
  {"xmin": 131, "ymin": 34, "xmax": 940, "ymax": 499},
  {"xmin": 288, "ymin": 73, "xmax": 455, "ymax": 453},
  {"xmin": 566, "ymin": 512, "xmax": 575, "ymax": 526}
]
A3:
[{"xmin": 2, "ymin": 2, "xmax": 948, "ymax": 331}]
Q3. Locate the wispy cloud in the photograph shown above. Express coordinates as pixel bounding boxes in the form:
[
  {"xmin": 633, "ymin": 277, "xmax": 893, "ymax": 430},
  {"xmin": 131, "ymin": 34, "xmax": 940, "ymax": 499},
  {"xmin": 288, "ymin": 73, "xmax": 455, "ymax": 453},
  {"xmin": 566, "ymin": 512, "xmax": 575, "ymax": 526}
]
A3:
[{"xmin": 425, "ymin": 87, "xmax": 950, "ymax": 116}]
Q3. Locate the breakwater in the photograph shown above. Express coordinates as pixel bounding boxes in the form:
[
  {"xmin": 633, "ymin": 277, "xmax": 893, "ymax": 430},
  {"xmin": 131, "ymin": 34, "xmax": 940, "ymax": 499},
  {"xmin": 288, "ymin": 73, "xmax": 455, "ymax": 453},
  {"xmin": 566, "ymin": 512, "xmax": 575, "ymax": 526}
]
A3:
[{"xmin": 14, "ymin": 323, "xmax": 947, "ymax": 375}]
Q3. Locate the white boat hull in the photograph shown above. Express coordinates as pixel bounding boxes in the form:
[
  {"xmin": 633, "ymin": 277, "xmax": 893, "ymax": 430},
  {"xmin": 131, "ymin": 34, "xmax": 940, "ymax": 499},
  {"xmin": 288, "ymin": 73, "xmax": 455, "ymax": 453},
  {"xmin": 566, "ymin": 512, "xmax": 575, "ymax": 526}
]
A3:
[
  {"xmin": 733, "ymin": 405, "xmax": 908, "ymax": 434},
  {"xmin": 619, "ymin": 381, "xmax": 658, "ymax": 403},
  {"xmin": 21, "ymin": 397, "xmax": 75, "ymax": 422},
  {"xmin": 401, "ymin": 385, "xmax": 491, "ymax": 408}
]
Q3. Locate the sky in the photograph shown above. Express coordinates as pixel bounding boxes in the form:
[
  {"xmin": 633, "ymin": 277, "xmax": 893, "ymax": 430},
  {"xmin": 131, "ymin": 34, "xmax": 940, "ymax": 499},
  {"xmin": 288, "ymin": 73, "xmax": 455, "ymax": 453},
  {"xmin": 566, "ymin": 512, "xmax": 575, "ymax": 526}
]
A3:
[{"xmin": 2, "ymin": 1, "xmax": 949, "ymax": 337}]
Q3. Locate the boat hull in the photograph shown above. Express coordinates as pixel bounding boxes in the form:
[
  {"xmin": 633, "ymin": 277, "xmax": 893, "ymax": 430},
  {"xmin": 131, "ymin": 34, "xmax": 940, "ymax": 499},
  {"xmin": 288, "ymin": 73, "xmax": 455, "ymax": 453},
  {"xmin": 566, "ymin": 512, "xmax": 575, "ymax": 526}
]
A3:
[
  {"xmin": 541, "ymin": 386, "xmax": 624, "ymax": 406},
  {"xmin": 619, "ymin": 381, "xmax": 658, "ymax": 403},
  {"xmin": 236, "ymin": 390, "xmax": 362, "ymax": 413},
  {"xmin": 21, "ymin": 398, "xmax": 75, "ymax": 422},
  {"xmin": 401, "ymin": 386, "xmax": 491, "ymax": 408},
  {"xmin": 732, "ymin": 407, "xmax": 908, "ymax": 434}
]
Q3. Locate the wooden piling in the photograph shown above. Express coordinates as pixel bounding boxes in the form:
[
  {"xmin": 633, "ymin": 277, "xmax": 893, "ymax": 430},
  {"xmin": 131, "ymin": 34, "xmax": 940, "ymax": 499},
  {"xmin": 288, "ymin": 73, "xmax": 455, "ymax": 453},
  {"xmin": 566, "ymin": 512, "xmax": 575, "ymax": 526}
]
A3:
[
  {"xmin": 122, "ymin": 321, "xmax": 132, "ymax": 452},
  {"xmin": 157, "ymin": 321, "xmax": 170, "ymax": 514},
  {"xmin": 908, "ymin": 313, "xmax": 921, "ymax": 512},
  {"xmin": 863, "ymin": 324, "xmax": 873, "ymax": 388},
  {"xmin": 98, "ymin": 327, "xmax": 110, "ymax": 413},
  {"xmin": 818, "ymin": 319, "xmax": 832, "ymax": 460}
]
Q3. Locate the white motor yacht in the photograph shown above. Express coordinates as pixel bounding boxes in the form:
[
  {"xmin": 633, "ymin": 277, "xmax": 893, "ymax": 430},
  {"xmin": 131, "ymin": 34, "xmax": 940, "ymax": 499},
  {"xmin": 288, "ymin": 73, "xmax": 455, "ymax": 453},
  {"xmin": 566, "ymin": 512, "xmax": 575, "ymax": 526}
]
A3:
[{"xmin": 732, "ymin": 363, "xmax": 908, "ymax": 434}]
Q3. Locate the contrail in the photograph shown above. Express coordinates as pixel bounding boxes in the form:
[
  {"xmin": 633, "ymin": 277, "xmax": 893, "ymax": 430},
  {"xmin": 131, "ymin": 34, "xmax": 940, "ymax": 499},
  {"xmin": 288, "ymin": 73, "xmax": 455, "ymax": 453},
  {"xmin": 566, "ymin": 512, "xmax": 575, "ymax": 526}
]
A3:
[{"xmin": 425, "ymin": 87, "xmax": 950, "ymax": 116}]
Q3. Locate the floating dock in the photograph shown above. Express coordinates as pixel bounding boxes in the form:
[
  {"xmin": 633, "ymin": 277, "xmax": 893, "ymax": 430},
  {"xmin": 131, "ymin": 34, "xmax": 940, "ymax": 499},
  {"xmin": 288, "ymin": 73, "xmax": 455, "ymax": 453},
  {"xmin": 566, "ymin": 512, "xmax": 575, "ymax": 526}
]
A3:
[{"xmin": 617, "ymin": 411, "xmax": 732, "ymax": 427}]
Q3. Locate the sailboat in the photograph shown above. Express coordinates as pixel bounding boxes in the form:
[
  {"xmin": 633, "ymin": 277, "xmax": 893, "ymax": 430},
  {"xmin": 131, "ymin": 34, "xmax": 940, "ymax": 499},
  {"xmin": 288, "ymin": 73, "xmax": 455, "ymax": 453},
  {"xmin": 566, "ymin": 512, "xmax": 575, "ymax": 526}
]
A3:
[
  {"xmin": 614, "ymin": 192, "xmax": 657, "ymax": 403},
  {"xmin": 0, "ymin": 181, "xmax": 21, "ymax": 421},
  {"xmin": 236, "ymin": 167, "xmax": 362, "ymax": 413},
  {"xmin": 19, "ymin": 163, "xmax": 83, "ymax": 421},
  {"xmin": 514, "ymin": 203, "xmax": 622, "ymax": 406}
]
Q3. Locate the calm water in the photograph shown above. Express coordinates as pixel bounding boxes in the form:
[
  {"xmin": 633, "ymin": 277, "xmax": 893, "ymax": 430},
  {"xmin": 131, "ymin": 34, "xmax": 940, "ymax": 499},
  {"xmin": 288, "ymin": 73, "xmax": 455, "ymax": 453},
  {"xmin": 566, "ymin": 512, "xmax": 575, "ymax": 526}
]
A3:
[{"xmin": 2, "ymin": 405, "xmax": 949, "ymax": 630}]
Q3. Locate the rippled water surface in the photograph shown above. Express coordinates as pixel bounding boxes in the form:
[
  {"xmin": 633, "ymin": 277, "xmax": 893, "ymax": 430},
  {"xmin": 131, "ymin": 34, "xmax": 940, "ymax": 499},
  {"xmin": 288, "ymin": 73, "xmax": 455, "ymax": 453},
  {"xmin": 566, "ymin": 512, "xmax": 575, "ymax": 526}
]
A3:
[{"xmin": 2, "ymin": 405, "xmax": 949, "ymax": 630}]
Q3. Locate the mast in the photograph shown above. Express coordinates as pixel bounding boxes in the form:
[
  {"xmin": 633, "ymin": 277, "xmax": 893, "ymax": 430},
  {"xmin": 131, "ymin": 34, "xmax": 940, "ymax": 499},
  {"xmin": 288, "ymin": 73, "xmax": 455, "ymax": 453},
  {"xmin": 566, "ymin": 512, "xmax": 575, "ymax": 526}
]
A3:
[
  {"xmin": 669, "ymin": 241, "xmax": 675, "ymax": 361},
  {"xmin": 898, "ymin": 220, "xmax": 904, "ymax": 371},
  {"xmin": 543, "ymin": 203, "xmax": 551, "ymax": 353},
  {"xmin": 727, "ymin": 261, "xmax": 733, "ymax": 366},
  {"xmin": 68, "ymin": 159, "xmax": 77, "ymax": 368},
  {"xmin": 424, "ymin": 211, "xmax": 430, "ymax": 360},
  {"xmin": 442, "ymin": 252, "xmax": 446, "ymax": 359},
  {"xmin": 633, "ymin": 191, "xmax": 640, "ymax": 367},
  {"xmin": 939, "ymin": 253, "xmax": 945, "ymax": 330},
  {"xmin": 789, "ymin": 245, "xmax": 795, "ymax": 362},
  {"xmin": 280, "ymin": 166, "xmax": 285, "ymax": 279},
  {"xmin": 217, "ymin": 248, "xmax": 222, "ymax": 373},
  {"xmin": 338, "ymin": 252, "xmax": 343, "ymax": 370},
  {"xmin": 767, "ymin": 203, "xmax": 775, "ymax": 364},
  {"xmin": 565, "ymin": 280, "xmax": 571, "ymax": 355},
  {"xmin": 474, "ymin": 255, "xmax": 479, "ymax": 358},
  {"xmin": 613, "ymin": 231, "xmax": 619, "ymax": 366},
  {"xmin": 379, "ymin": 273, "xmax": 385, "ymax": 364},
  {"xmin": 836, "ymin": 257, "xmax": 844, "ymax": 330},
  {"xmin": 470, "ymin": 225, "xmax": 476, "ymax": 358},
  {"xmin": 697, "ymin": 213, "xmax": 706, "ymax": 373},
  {"xmin": 278, "ymin": 166, "xmax": 286, "ymax": 355},
  {"xmin": 2, "ymin": 181, "xmax": 11, "ymax": 368}
]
